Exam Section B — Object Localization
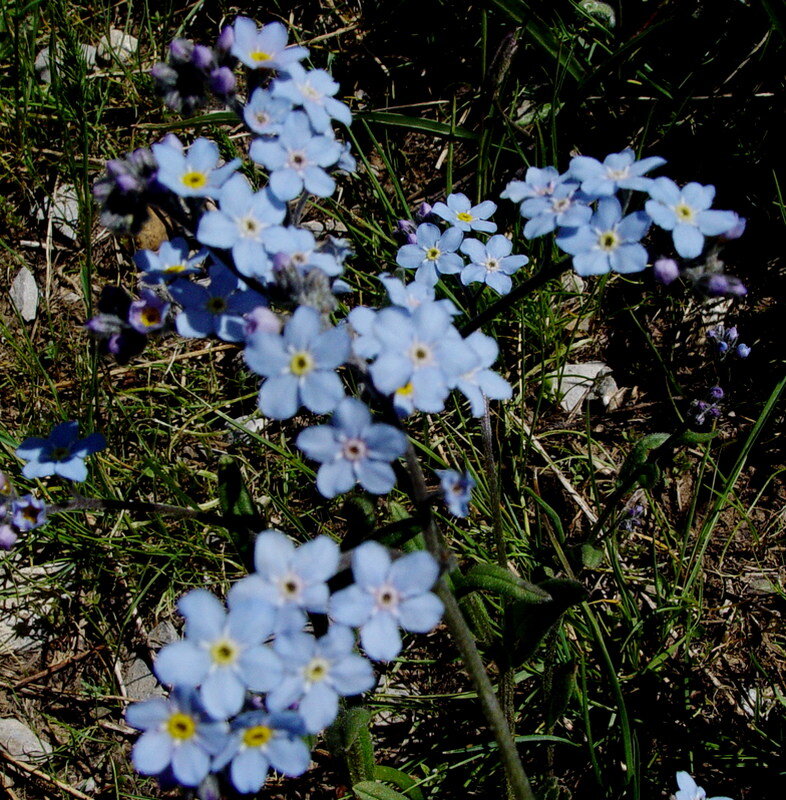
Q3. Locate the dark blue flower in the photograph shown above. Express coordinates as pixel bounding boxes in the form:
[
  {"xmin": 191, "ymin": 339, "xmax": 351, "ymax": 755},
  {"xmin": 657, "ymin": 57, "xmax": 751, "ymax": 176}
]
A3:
[{"xmin": 16, "ymin": 421, "xmax": 105, "ymax": 482}]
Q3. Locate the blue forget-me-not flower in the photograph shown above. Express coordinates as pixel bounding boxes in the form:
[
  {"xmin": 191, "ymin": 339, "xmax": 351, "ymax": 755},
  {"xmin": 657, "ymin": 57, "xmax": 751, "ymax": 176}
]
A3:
[
  {"xmin": 267, "ymin": 625, "xmax": 376, "ymax": 733},
  {"xmin": 230, "ymin": 17, "xmax": 309, "ymax": 71},
  {"xmin": 196, "ymin": 174, "xmax": 286, "ymax": 281},
  {"xmin": 125, "ymin": 687, "xmax": 228, "ymax": 787},
  {"xmin": 436, "ymin": 469, "xmax": 475, "ymax": 517},
  {"xmin": 568, "ymin": 149, "xmax": 666, "ymax": 196},
  {"xmin": 271, "ymin": 62, "xmax": 352, "ymax": 132},
  {"xmin": 645, "ymin": 178, "xmax": 738, "ymax": 258},
  {"xmin": 228, "ymin": 531, "xmax": 340, "ymax": 631},
  {"xmin": 212, "ymin": 710, "xmax": 310, "ymax": 794},
  {"xmin": 153, "ymin": 589, "xmax": 282, "ymax": 720},
  {"xmin": 330, "ymin": 541, "xmax": 444, "ymax": 661},
  {"xmin": 152, "ymin": 136, "xmax": 240, "ymax": 198},
  {"xmin": 459, "ymin": 234, "xmax": 528, "ymax": 295},
  {"xmin": 296, "ymin": 398, "xmax": 407, "ymax": 498},
  {"xmin": 244, "ymin": 305, "xmax": 349, "ymax": 419},
  {"xmin": 395, "ymin": 223, "xmax": 464, "ymax": 285},
  {"xmin": 556, "ymin": 197, "xmax": 651, "ymax": 276},
  {"xmin": 170, "ymin": 263, "xmax": 266, "ymax": 342},
  {"xmin": 16, "ymin": 421, "xmax": 105, "ymax": 482},
  {"xmin": 135, "ymin": 237, "xmax": 207, "ymax": 283},
  {"xmin": 432, "ymin": 192, "xmax": 497, "ymax": 233},
  {"xmin": 674, "ymin": 771, "xmax": 734, "ymax": 800},
  {"xmin": 250, "ymin": 111, "xmax": 342, "ymax": 201}
]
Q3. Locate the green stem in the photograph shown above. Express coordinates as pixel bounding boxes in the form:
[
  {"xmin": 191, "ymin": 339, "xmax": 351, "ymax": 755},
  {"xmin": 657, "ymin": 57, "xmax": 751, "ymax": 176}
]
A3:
[{"xmin": 404, "ymin": 446, "xmax": 537, "ymax": 800}]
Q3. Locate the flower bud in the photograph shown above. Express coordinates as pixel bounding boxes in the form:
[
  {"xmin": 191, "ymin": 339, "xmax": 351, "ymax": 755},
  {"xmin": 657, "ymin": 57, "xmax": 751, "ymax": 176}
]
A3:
[
  {"xmin": 709, "ymin": 386, "xmax": 724, "ymax": 401},
  {"xmin": 653, "ymin": 257, "xmax": 679, "ymax": 285},
  {"xmin": 396, "ymin": 219, "xmax": 417, "ymax": 237},
  {"xmin": 244, "ymin": 306, "xmax": 282, "ymax": 337},
  {"xmin": 216, "ymin": 25, "xmax": 234, "ymax": 54},
  {"xmin": 169, "ymin": 38, "xmax": 193, "ymax": 64},
  {"xmin": 0, "ymin": 524, "xmax": 18, "ymax": 551},
  {"xmin": 720, "ymin": 213, "xmax": 746, "ymax": 241},
  {"xmin": 209, "ymin": 66, "xmax": 236, "ymax": 96},
  {"xmin": 191, "ymin": 44, "xmax": 215, "ymax": 71},
  {"xmin": 704, "ymin": 274, "xmax": 747, "ymax": 297},
  {"xmin": 416, "ymin": 202, "xmax": 433, "ymax": 221},
  {"xmin": 736, "ymin": 343, "xmax": 751, "ymax": 358}
]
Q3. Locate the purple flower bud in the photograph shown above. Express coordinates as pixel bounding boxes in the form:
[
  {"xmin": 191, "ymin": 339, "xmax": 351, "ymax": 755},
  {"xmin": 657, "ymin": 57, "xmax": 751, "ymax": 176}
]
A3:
[
  {"xmin": 114, "ymin": 173, "xmax": 139, "ymax": 194},
  {"xmin": 396, "ymin": 219, "xmax": 417, "ymax": 236},
  {"xmin": 191, "ymin": 44, "xmax": 215, "ymax": 71},
  {"xmin": 708, "ymin": 406, "xmax": 721, "ymax": 418},
  {"xmin": 416, "ymin": 202, "xmax": 433, "ymax": 221},
  {"xmin": 720, "ymin": 213, "xmax": 746, "ymax": 241},
  {"xmin": 169, "ymin": 38, "xmax": 194, "ymax": 63},
  {"xmin": 709, "ymin": 386, "xmax": 724, "ymax": 400},
  {"xmin": 736, "ymin": 343, "xmax": 751, "ymax": 358},
  {"xmin": 653, "ymin": 257, "xmax": 680, "ymax": 285},
  {"xmin": 726, "ymin": 326, "xmax": 738, "ymax": 342},
  {"xmin": 405, "ymin": 232, "xmax": 418, "ymax": 245},
  {"xmin": 271, "ymin": 252, "xmax": 290, "ymax": 272},
  {"xmin": 0, "ymin": 524, "xmax": 18, "ymax": 551},
  {"xmin": 717, "ymin": 341, "xmax": 729, "ymax": 354},
  {"xmin": 151, "ymin": 61, "xmax": 177, "ymax": 84},
  {"xmin": 216, "ymin": 25, "xmax": 234, "ymax": 54},
  {"xmin": 244, "ymin": 307, "xmax": 282, "ymax": 337},
  {"xmin": 209, "ymin": 66, "xmax": 236, "ymax": 96},
  {"xmin": 85, "ymin": 313, "xmax": 124, "ymax": 336},
  {"xmin": 695, "ymin": 401, "xmax": 709, "ymax": 412},
  {"xmin": 704, "ymin": 274, "xmax": 747, "ymax": 297}
]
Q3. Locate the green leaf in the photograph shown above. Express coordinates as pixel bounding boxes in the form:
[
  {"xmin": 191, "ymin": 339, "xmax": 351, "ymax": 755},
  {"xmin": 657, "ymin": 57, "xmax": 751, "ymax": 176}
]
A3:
[
  {"xmin": 674, "ymin": 429, "xmax": 719, "ymax": 445},
  {"xmin": 580, "ymin": 543, "xmax": 604, "ymax": 569},
  {"xmin": 458, "ymin": 592, "xmax": 497, "ymax": 646},
  {"xmin": 216, "ymin": 456, "xmax": 256, "ymax": 518},
  {"xmin": 504, "ymin": 578, "xmax": 587, "ymax": 665},
  {"xmin": 353, "ymin": 782, "xmax": 410, "ymax": 800},
  {"xmin": 341, "ymin": 708, "xmax": 376, "ymax": 784},
  {"xmin": 616, "ymin": 432, "xmax": 670, "ymax": 487},
  {"xmin": 373, "ymin": 766, "xmax": 424, "ymax": 800},
  {"xmin": 457, "ymin": 563, "xmax": 552, "ymax": 604}
]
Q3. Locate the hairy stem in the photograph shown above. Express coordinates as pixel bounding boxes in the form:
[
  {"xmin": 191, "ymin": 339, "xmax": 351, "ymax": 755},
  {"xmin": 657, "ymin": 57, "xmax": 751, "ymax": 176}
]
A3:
[{"xmin": 404, "ymin": 445, "xmax": 536, "ymax": 800}]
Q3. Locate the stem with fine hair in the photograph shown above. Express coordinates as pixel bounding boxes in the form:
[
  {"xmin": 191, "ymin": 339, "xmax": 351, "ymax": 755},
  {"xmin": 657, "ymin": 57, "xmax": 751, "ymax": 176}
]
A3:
[{"xmin": 403, "ymin": 445, "xmax": 537, "ymax": 800}]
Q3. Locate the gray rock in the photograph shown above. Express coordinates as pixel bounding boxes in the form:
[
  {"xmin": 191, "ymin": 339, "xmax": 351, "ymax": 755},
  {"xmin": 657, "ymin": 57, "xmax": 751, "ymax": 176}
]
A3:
[
  {"xmin": 50, "ymin": 183, "xmax": 81, "ymax": 241},
  {"xmin": 547, "ymin": 362, "xmax": 614, "ymax": 413},
  {"xmin": 34, "ymin": 43, "xmax": 97, "ymax": 83},
  {"xmin": 122, "ymin": 657, "xmax": 165, "ymax": 702},
  {"xmin": 0, "ymin": 718, "xmax": 53, "ymax": 760},
  {"xmin": 9, "ymin": 267, "xmax": 39, "ymax": 322},
  {"xmin": 149, "ymin": 620, "xmax": 178, "ymax": 647},
  {"xmin": 97, "ymin": 29, "xmax": 139, "ymax": 63}
]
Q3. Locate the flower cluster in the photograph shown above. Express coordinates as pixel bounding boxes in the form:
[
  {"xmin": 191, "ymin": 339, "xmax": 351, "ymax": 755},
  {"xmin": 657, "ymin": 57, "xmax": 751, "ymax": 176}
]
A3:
[
  {"xmin": 501, "ymin": 150, "xmax": 746, "ymax": 295},
  {"xmin": 707, "ymin": 324, "xmax": 751, "ymax": 359},
  {"xmin": 0, "ymin": 471, "xmax": 46, "ymax": 550},
  {"xmin": 689, "ymin": 385, "xmax": 725, "ymax": 426},
  {"xmin": 394, "ymin": 192, "xmax": 528, "ymax": 295},
  {"xmin": 126, "ymin": 532, "xmax": 443, "ymax": 793}
]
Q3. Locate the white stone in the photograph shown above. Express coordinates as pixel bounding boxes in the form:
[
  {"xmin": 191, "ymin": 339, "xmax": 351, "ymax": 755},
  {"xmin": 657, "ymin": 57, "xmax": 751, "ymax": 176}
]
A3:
[
  {"xmin": 548, "ymin": 362, "xmax": 613, "ymax": 413},
  {"xmin": 98, "ymin": 29, "xmax": 139, "ymax": 63},
  {"xmin": 50, "ymin": 183, "xmax": 81, "ymax": 241},
  {"xmin": 0, "ymin": 718, "xmax": 52, "ymax": 760},
  {"xmin": 9, "ymin": 268, "xmax": 38, "ymax": 322}
]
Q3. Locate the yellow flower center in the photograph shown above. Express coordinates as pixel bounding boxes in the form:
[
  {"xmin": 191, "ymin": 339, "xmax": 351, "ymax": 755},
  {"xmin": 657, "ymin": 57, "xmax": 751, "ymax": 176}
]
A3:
[
  {"xmin": 456, "ymin": 211, "xmax": 474, "ymax": 223},
  {"xmin": 675, "ymin": 202, "xmax": 695, "ymax": 223},
  {"xmin": 598, "ymin": 231, "xmax": 620, "ymax": 251},
  {"xmin": 210, "ymin": 639, "xmax": 238, "ymax": 666},
  {"xmin": 181, "ymin": 171, "xmax": 207, "ymax": 189},
  {"xmin": 304, "ymin": 657, "xmax": 330, "ymax": 683},
  {"xmin": 166, "ymin": 713, "xmax": 196, "ymax": 741},
  {"xmin": 250, "ymin": 50, "xmax": 272, "ymax": 63},
  {"xmin": 425, "ymin": 247, "xmax": 441, "ymax": 261},
  {"xmin": 242, "ymin": 725, "xmax": 273, "ymax": 747},
  {"xmin": 21, "ymin": 504, "xmax": 40, "ymax": 523},
  {"xmin": 141, "ymin": 308, "xmax": 162, "ymax": 327},
  {"xmin": 289, "ymin": 351, "xmax": 314, "ymax": 376},
  {"xmin": 164, "ymin": 263, "xmax": 186, "ymax": 273},
  {"xmin": 396, "ymin": 382, "xmax": 414, "ymax": 397}
]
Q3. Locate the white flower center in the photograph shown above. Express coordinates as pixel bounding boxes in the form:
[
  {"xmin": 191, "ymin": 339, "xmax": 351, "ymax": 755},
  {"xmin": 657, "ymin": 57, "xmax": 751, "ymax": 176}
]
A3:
[
  {"xmin": 597, "ymin": 230, "xmax": 620, "ymax": 252},
  {"xmin": 484, "ymin": 258, "xmax": 500, "ymax": 272},
  {"xmin": 409, "ymin": 341, "xmax": 434, "ymax": 367},
  {"xmin": 342, "ymin": 437, "xmax": 367, "ymax": 462},
  {"xmin": 375, "ymin": 583, "xmax": 400, "ymax": 610}
]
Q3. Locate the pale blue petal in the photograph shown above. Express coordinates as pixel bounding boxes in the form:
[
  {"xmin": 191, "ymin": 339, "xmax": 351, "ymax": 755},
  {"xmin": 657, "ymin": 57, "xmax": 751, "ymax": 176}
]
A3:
[
  {"xmin": 360, "ymin": 613, "xmax": 401, "ymax": 661},
  {"xmin": 398, "ymin": 593, "xmax": 444, "ymax": 633},
  {"xmin": 171, "ymin": 741, "xmax": 210, "ymax": 786}
]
